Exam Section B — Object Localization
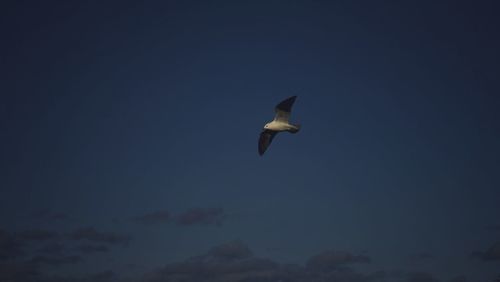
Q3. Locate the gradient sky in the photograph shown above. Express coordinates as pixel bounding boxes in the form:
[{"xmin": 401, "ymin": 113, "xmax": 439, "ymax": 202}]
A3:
[{"xmin": 1, "ymin": 1, "xmax": 500, "ymax": 282}]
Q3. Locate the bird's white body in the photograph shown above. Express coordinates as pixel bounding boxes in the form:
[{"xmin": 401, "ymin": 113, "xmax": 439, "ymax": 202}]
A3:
[{"xmin": 264, "ymin": 120, "xmax": 299, "ymax": 132}]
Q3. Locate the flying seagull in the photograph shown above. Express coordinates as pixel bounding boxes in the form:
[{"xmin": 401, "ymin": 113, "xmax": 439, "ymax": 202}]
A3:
[{"xmin": 258, "ymin": 96, "xmax": 300, "ymax": 156}]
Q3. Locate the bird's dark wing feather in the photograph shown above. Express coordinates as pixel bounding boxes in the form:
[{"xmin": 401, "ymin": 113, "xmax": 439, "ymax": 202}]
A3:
[
  {"xmin": 275, "ymin": 96, "xmax": 297, "ymax": 113},
  {"xmin": 258, "ymin": 129, "xmax": 278, "ymax": 156}
]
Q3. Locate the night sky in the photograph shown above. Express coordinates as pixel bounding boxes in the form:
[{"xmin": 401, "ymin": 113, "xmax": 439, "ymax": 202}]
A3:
[{"xmin": 1, "ymin": 1, "xmax": 500, "ymax": 281}]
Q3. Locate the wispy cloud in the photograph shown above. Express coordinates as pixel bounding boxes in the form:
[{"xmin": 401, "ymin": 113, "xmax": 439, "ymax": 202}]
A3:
[
  {"xmin": 0, "ymin": 261, "xmax": 39, "ymax": 281},
  {"xmin": 449, "ymin": 275, "xmax": 469, "ymax": 282},
  {"xmin": 470, "ymin": 241, "xmax": 500, "ymax": 261},
  {"xmin": 408, "ymin": 252, "xmax": 435, "ymax": 262},
  {"xmin": 406, "ymin": 271, "xmax": 439, "ymax": 282},
  {"xmin": 30, "ymin": 255, "xmax": 83, "ymax": 266},
  {"xmin": 37, "ymin": 243, "xmax": 66, "ymax": 255},
  {"xmin": 133, "ymin": 210, "xmax": 170, "ymax": 225},
  {"xmin": 16, "ymin": 229, "xmax": 58, "ymax": 241},
  {"xmin": 142, "ymin": 241, "xmax": 383, "ymax": 282},
  {"xmin": 203, "ymin": 240, "xmax": 253, "ymax": 261},
  {"xmin": 48, "ymin": 270, "xmax": 117, "ymax": 282},
  {"xmin": 67, "ymin": 227, "xmax": 131, "ymax": 246},
  {"xmin": 306, "ymin": 250, "xmax": 371, "ymax": 271},
  {"xmin": 76, "ymin": 244, "xmax": 109, "ymax": 254},
  {"xmin": 174, "ymin": 208, "xmax": 225, "ymax": 226},
  {"xmin": 131, "ymin": 207, "xmax": 227, "ymax": 227},
  {"xmin": 0, "ymin": 227, "xmax": 127, "ymax": 282},
  {"xmin": 0, "ymin": 229, "xmax": 25, "ymax": 260}
]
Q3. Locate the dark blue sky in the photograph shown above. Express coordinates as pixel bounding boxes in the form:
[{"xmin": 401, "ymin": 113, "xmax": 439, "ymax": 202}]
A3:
[{"xmin": 1, "ymin": 1, "xmax": 500, "ymax": 281}]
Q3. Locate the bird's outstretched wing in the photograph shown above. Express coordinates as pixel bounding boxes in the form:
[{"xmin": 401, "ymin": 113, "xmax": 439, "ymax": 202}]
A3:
[
  {"xmin": 258, "ymin": 129, "xmax": 278, "ymax": 156},
  {"xmin": 274, "ymin": 96, "xmax": 297, "ymax": 122}
]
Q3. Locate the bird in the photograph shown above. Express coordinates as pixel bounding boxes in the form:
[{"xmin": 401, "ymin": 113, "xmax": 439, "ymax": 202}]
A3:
[{"xmin": 258, "ymin": 96, "xmax": 300, "ymax": 156}]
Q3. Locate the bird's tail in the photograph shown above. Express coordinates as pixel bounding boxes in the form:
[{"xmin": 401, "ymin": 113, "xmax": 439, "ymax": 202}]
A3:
[{"xmin": 289, "ymin": 124, "xmax": 301, "ymax": 134}]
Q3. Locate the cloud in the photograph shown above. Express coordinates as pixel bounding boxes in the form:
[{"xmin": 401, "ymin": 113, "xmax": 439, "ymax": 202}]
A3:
[
  {"xmin": 130, "ymin": 207, "xmax": 227, "ymax": 227},
  {"xmin": 16, "ymin": 229, "xmax": 58, "ymax": 241},
  {"xmin": 67, "ymin": 227, "xmax": 131, "ymax": 246},
  {"xmin": 1, "ymin": 228, "xmax": 61, "ymax": 261},
  {"xmin": 134, "ymin": 210, "xmax": 170, "ymax": 225},
  {"xmin": 406, "ymin": 271, "xmax": 439, "ymax": 282},
  {"xmin": 30, "ymin": 255, "xmax": 83, "ymax": 266},
  {"xmin": 145, "ymin": 257, "xmax": 280, "ymax": 282},
  {"xmin": 0, "ymin": 261, "xmax": 40, "ymax": 282},
  {"xmin": 306, "ymin": 250, "xmax": 371, "ymax": 272},
  {"xmin": 317, "ymin": 268, "xmax": 388, "ymax": 282},
  {"xmin": 81, "ymin": 270, "xmax": 116, "ymax": 282},
  {"xmin": 2, "ymin": 237, "xmax": 441, "ymax": 282},
  {"xmin": 61, "ymin": 270, "xmax": 116, "ymax": 282},
  {"xmin": 38, "ymin": 270, "xmax": 117, "ymax": 282},
  {"xmin": 449, "ymin": 275, "xmax": 469, "ymax": 282},
  {"xmin": 408, "ymin": 252, "xmax": 435, "ymax": 262},
  {"xmin": 76, "ymin": 244, "xmax": 109, "ymax": 254},
  {"xmin": 0, "ymin": 227, "xmax": 124, "ymax": 282},
  {"xmin": 470, "ymin": 241, "xmax": 500, "ymax": 261},
  {"xmin": 0, "ymin": 229, "xmax": 24, "ymax": 260},
  {"xmin": 174, "ymin": 208, "xmax": 225, "ymax": 226},
  {"xmin": 37, "ymin": 243, "xmax": 66, "ymax": 255},
  {"xmin": 206, "ymin": 241, "xmax": 253, "ymax": 261},
  {"xmin": 1, "ymin": 229, "xmax": 81, "ymax": 280},
  {"xmin": 142, "ymin": 241, "xmax": 383, "ymax": 282}
]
